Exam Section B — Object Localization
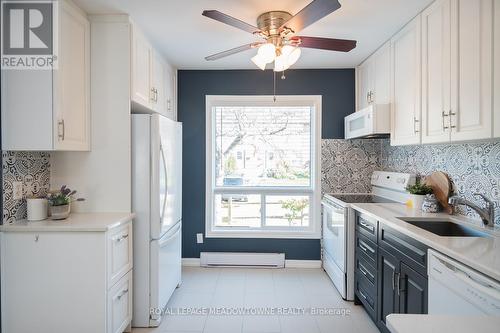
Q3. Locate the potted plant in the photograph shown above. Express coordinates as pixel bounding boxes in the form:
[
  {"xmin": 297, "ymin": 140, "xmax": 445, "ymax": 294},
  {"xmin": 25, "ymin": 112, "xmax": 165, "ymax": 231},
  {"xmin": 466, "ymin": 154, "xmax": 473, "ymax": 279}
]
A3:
[
  {"xmin": 47, "ymin": 185, "xmax": 85, "ymax": 220},
  {"xmin": 406, "ymin": 180, "xmax": 433, "ymax": 210}
]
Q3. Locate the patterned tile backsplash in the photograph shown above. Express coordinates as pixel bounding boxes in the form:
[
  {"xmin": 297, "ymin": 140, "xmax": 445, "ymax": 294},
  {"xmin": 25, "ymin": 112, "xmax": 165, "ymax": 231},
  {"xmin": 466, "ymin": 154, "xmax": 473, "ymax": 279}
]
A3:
[
  {"xmin": 2, "ymin": 140, "xmax": 498, "ymax": 225},
  {"xmin": 2, "ymin": 151, "xmax": 51, "ymax": 224},
  {"xmin": 380, "ymin": 140, "xmax": 500, "ymax": 225},
  {"xmin": 321, "ymin": 139, "xmax": 382, "ymax": 194}
]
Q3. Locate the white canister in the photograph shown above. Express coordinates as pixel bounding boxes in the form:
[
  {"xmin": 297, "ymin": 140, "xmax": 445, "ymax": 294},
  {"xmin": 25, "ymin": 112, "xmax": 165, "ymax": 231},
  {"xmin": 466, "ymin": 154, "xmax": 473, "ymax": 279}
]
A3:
[{"xmin": 27, "ymin": 198, "xmax": 48, "ymax": 221}]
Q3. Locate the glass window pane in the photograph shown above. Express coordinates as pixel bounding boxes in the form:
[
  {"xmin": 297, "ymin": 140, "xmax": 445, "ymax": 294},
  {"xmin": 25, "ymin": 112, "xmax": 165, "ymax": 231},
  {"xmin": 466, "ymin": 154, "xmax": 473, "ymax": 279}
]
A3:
[
  {"xmin": 265, "ymin": 195, "xmax": 310, "ymax": 227},
  {"xmin": 214, "ymin": 106, "xmax": 311, "ymax": 187},
  {"xmin": 214, "ymin": 194, "xmax": 261, "ymax": 228}
]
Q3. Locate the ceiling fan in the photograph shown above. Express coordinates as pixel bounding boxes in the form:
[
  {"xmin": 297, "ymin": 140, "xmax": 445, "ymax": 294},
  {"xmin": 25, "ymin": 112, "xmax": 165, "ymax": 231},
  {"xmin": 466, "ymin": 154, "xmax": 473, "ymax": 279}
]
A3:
[{"xmin": 202, "ymin": 0, "xmax": 357, "ymax": 71}]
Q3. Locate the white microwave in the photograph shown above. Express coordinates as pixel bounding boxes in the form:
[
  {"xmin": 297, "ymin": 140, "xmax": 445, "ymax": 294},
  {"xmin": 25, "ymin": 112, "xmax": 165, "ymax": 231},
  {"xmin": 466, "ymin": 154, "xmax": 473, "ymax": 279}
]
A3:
[{"xmin": 344, "ymin": 104, "xmax": 390, "ymax": 139}]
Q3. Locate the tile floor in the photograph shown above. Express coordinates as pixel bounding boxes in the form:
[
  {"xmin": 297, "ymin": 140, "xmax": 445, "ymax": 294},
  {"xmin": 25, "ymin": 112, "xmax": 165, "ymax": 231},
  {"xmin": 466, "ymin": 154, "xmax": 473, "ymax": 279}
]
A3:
[{"xmin": 132, "ymin": 267, "xmax": 379, "ymax": 333}]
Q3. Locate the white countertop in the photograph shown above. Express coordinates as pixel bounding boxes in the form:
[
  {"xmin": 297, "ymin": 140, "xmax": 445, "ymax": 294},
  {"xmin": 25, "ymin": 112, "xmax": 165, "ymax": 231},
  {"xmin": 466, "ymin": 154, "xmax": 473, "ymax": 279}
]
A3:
[
  {"xmin": 0, "ymin": 212, "xmax": 135, "ymax": 232},
  {"xmin": 387, "ymin": 314, "xmax": 500, "ymax": 333},
  {"xmin": 350, "ymin": 203, "xmax": 500, "ymax": 281}
]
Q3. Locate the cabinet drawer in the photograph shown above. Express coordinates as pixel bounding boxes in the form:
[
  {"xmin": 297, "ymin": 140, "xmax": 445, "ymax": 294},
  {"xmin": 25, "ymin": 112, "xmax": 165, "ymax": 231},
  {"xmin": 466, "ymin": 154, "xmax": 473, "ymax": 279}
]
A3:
[
  {"xmin": 108, "ymin": 270, "xmax": 132, "ymax": 333},
  {"xmin": 355, "ymin": 256, "xmax": 377, "ymax": 287},
  {"xmin": 356, "ymin": 213, "xmax": 378, "ymax": 242},
  {"xmin": 379, "ymin": 225, "xmax": 427, "ymax": 275},
  {"xmin": 356, "ymin": 232, "xmax": 378, "ymax": 266},
  {"xmin": 107, "ymin": 223, "xmax": 133, "ymax": 287},
  {"xmin": 355, "ymin": 274, "xmax": 376, "ymax": 320}
]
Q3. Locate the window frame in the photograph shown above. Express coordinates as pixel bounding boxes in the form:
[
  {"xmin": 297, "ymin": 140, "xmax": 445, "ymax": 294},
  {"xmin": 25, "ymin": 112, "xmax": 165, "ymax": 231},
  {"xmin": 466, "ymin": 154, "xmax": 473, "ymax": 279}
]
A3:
[{"xmin": 205, "ymin": 95, "xmax": 322, "ymax": 239}]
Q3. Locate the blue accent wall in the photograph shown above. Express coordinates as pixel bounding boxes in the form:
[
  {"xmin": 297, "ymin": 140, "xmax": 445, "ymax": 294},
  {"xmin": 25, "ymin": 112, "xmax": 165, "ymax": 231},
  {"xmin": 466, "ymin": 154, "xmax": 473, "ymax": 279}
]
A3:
[{"xmin": 178, "ymin": 69, "xmax": 355, "ymax": 260}]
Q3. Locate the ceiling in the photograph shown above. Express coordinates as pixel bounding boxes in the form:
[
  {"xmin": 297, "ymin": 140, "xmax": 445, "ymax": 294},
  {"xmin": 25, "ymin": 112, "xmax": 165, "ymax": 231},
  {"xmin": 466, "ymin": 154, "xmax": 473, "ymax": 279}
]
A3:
[{"xmin": 73, "ymin": 0, "xmax": 434, "ymax": 69}]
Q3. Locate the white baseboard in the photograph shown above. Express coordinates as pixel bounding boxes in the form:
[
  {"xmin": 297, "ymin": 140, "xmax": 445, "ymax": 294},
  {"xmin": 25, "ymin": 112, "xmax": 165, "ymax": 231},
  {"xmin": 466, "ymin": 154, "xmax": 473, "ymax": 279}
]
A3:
[
  {"xmin": 182, "ymin": 258, "xmax": 201, "ymax": 267},
  {"xmin": 182, "ymin": 258, "xmax": 322, "ymax": 269},
  {"xmin": 285, "ymin": 260, "xmax": 322, "ymax": 268}
]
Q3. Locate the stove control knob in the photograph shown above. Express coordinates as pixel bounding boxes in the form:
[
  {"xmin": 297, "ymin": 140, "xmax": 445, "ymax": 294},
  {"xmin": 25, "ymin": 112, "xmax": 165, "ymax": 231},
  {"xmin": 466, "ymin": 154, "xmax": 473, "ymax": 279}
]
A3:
[{"xmin": 397, "ymin": 178, "xmax": 406, "ymax": 184}]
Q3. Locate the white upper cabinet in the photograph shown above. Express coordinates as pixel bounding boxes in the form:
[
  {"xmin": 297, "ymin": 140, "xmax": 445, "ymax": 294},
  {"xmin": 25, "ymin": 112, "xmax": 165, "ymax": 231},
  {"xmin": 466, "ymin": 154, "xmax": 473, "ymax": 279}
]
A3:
[
  {"xmin": 357, "ymin": 58, "xmax": 374, "ymax": 110},
  {"xmin": 421, "ymin": 0, "xmax": 452, "ymax": 144},
  {"xmin": 131, "ymin": 24, "xmax": 176, "ymax": 119},
  {"xmin": 1, "ymin": 0, "xmax": 90, "ymax": 151},
  {"xmin": 54, "ymin": 1, "xmax": 91, "ymax": 151},
  {"xmin": 390, "ymin": 16, "xmax": 422, "ymax": 146},
  {"xmin": 356, "ymin": 41, "xmax": 391, "ymax": 110},
  {"xmin": 373, "ymin": 42, "xmax": 391, "ymax": 105},
  {"xmin": 131, "ymin": 27, "xmax": 153, "ymax": 109},
  {"xmin": 152, "ymin": 53, "xmax": 166, "ymax": 114},
  {"xmin": 495, "ymin": 0, "xmax": 500, "ymax": 138},
  {"xmin": 450, "ymin": 0, "xmax": 493, "ymax": 141}
]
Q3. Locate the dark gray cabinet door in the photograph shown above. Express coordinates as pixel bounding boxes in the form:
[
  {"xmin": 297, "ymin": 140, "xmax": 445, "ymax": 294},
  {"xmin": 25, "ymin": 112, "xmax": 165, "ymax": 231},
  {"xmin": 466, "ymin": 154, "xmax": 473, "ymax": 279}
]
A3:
[
  {"xmin": 378, "ymin": 248, "xmax": 399, "ymax": 332},
  {"xmin": 399, "ymin": 262, "xmax": 428, "ymax": 315}
]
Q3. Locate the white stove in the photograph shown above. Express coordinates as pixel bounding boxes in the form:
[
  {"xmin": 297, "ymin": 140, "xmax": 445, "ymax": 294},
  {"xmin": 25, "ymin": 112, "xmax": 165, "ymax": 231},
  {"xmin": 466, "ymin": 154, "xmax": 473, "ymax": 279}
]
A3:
[{"xmin": 321, "ymin": 171, "xmax": 415, "ymax": 300}]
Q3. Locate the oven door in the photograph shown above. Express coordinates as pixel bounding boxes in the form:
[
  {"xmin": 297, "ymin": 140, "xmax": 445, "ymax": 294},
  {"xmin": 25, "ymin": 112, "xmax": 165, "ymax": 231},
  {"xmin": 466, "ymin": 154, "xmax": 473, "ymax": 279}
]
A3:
[{"xmin": 322, "ymin": 200, "xmax": 347, "ymax": 272}]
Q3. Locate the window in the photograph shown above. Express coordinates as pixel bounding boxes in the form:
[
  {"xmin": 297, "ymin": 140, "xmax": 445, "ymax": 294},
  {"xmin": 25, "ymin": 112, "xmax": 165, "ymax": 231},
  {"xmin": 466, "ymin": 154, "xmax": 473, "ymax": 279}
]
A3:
[{"xmin": 206, "ymin": 95, "xmax": 321, "ymax": 238}]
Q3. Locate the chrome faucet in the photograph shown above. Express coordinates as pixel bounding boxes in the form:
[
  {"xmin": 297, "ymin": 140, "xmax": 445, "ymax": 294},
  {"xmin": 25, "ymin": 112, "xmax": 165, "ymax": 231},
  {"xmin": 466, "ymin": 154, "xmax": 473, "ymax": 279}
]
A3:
[{"xmin": 448, "ymin": 194, "xmax": 496, "ymax": 226}]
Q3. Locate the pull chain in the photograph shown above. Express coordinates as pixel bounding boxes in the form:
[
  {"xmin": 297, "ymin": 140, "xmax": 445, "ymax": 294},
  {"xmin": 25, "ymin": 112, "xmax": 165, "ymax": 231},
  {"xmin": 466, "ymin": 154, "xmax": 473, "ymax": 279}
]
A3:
[{"xmin": 273, "ymin": 71, "xmax": 276, "ymax": 102}]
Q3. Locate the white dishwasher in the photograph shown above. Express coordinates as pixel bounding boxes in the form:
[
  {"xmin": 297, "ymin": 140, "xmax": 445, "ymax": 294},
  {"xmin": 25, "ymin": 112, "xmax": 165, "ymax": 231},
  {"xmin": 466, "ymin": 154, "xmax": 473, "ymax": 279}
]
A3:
[{"xmin": 428, "ymin": 250, "xmax": 500, "ymax": 315}]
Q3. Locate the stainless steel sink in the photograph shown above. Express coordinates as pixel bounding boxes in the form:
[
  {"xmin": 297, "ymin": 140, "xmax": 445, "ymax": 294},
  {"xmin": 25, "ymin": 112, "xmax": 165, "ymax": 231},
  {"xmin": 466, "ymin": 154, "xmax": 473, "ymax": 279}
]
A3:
[{"xmin": 398, "ymin": 218, "xmax": 490, "ymax": 237}]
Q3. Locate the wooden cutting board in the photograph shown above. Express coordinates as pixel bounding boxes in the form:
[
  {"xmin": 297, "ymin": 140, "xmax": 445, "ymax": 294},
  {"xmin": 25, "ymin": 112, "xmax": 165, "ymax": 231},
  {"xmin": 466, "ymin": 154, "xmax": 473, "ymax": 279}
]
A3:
[{"xmin": 424, "ymin": 171, "xmax": 453, "ymax": 213}]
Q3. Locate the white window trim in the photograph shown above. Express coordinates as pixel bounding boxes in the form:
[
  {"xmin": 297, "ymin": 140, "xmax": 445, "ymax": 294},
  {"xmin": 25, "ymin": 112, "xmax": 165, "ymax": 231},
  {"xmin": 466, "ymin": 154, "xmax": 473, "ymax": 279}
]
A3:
[{"xmin": 205, "ymin": 95, "xmax": 322, "ymax": 239}]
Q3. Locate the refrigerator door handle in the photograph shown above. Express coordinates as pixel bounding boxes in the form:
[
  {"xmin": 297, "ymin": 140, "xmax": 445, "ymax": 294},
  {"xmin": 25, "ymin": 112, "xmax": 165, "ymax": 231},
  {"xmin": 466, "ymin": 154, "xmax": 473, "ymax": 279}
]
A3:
[
  {"xmin": 160, "ymin": 142, "xmax": 168, "ymax": 224},
  {"xmin": 158, "ymin": 222, "xmax": 181, "ymax": 246}
]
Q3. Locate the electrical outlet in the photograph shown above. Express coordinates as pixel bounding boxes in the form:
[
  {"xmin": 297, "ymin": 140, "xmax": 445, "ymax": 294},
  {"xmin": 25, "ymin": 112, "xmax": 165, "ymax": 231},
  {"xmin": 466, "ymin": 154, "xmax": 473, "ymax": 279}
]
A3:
[
  {"xmin": 13, "ymin": 182, "xmax": 23, "ymax": 200},
  {"xmin": 196, "ymin": 233, "xmax": 204, "ymax": 244}
]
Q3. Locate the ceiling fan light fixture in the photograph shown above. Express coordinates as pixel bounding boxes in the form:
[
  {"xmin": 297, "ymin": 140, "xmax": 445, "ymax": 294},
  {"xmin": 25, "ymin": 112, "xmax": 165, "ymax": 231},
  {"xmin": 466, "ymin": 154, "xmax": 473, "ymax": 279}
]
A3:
[
  {"xmin": 257, "ymin": 43, "xmax": 276, "ymax": 63},
  {"xmin": 251, "ymin": 54, "xmax": 267, "ymax": 70},
  {"xmin": 287, "ymin": 47, "xmax": 301, "ymax": 66},
  {"xmin": 273, "ymin": 53, "xmax": 289, "ymax": 72}
]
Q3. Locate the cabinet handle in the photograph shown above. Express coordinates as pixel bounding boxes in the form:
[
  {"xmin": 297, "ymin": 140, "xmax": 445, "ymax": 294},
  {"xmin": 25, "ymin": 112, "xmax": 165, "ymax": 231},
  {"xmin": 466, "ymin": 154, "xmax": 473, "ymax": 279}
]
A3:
[
  {"xmin": 449, "ymin": 111, "xmax": 456, "ymax": 129},
  {"xmin": 442, "ymin": 111, "xmax": 449, "ymax": 130},
  {"xmin": 392, "ymin": 270, "xmax": 395, "ymax": 290},
  {"xmin": 151, "ymin": 88, "xmax": 158, "ymax": 102},
  {"xmin": 359, "ymin": 220, "xmax": 374, "ymax": 232},
  {"xmin": 395, "ymin": 272, "xmax": 401, "ymax": 295},
  {"xmin": 367, "ymin": 92, "xmax": 370, "ymax": 104},
  {"xmin": 167, "ymin": 99, "xmax": 172, "ymax": 111},
  {"xmin": 359, "ymin": 289, "xmax": 368, "ymax": 300},
  {"xmin": 413, "ymin": 117, "xmax": 420, "ymax": 134},
  {"xmin": 58, "ymin": 119, "xmax": 65, "ymax": 141},
  {"xmin": 359, "ymin": 262, "xmax": 373, "ymax": 279},
  {"xmin": 370, "ymin": 91, "xmax": 374, "ymax": 103},
  {"xmin": 114, "ymin": 234, "xmax": 129, "ymax": 243},
  {"xmin": 115, "ymin": 288, "xmax": 129, "ymax": 301},
  {"xmin": 358, "ymin": 239, "xmax": 375, "ymax": 254}
]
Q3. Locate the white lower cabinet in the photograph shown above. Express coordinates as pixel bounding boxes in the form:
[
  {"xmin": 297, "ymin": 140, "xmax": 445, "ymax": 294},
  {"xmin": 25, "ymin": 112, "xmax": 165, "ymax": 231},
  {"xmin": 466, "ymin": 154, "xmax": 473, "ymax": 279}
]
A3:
[
  {"xmin": 0, "ymin": 221, "xmax": 133, "ymax": 333},
  {"xmin": 390, "ymin": 16, "xmax": 422, "ymax": 146},
  {"xmin": 108, "ymin": 271, "xmax": 133, "ymax": 333}
]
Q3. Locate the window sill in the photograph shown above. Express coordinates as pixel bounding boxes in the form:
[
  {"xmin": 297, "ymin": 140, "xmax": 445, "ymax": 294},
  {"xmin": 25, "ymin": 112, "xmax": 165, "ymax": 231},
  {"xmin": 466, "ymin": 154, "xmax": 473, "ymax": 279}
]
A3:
[{"xmin": 205, "ymin": 229, "xmax": 321, "ymax": 239}]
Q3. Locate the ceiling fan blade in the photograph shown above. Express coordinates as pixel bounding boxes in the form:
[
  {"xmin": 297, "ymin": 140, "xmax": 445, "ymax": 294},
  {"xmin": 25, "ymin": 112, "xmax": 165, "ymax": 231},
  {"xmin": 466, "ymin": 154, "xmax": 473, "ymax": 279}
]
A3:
[
  {"xmin": 293, "ymin": 36, "xmax": 357, "ymax": 52},
  {"xmin": 280, "ymin": 0, "xmax": 341, "ymax": 33},
  {"xmin": 202, "ymin": 10, "xmax": 261, "ymax": 34},
  {"xmin": 205, "ymin": 43, "xmax": 261, "ymax": 61}
]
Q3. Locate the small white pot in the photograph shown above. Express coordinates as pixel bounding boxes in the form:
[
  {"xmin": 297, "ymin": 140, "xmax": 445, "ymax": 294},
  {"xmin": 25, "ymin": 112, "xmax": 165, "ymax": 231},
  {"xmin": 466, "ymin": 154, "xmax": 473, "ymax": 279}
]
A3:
[
  {"xmin": 408, "ymin": 194, "xmax": 425, "ymax": 211},
  {"xmin": 27, "ymin": 198, "xmax": 48, "ymax": 221}
]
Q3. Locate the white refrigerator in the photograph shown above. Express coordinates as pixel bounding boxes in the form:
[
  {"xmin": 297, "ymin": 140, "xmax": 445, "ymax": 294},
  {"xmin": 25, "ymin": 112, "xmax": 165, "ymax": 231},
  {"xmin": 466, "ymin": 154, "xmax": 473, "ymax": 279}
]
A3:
[{"xmin": 131, "ymin": 114, "xmax": 182, "ymax": 327}]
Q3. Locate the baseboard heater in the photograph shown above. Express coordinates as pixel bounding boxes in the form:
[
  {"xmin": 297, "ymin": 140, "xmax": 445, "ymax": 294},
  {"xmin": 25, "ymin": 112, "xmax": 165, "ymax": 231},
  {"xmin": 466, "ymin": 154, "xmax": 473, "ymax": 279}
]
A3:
[{"xmin": 200, "ymin": 252, "xmax": 285, "ymax": 268}]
